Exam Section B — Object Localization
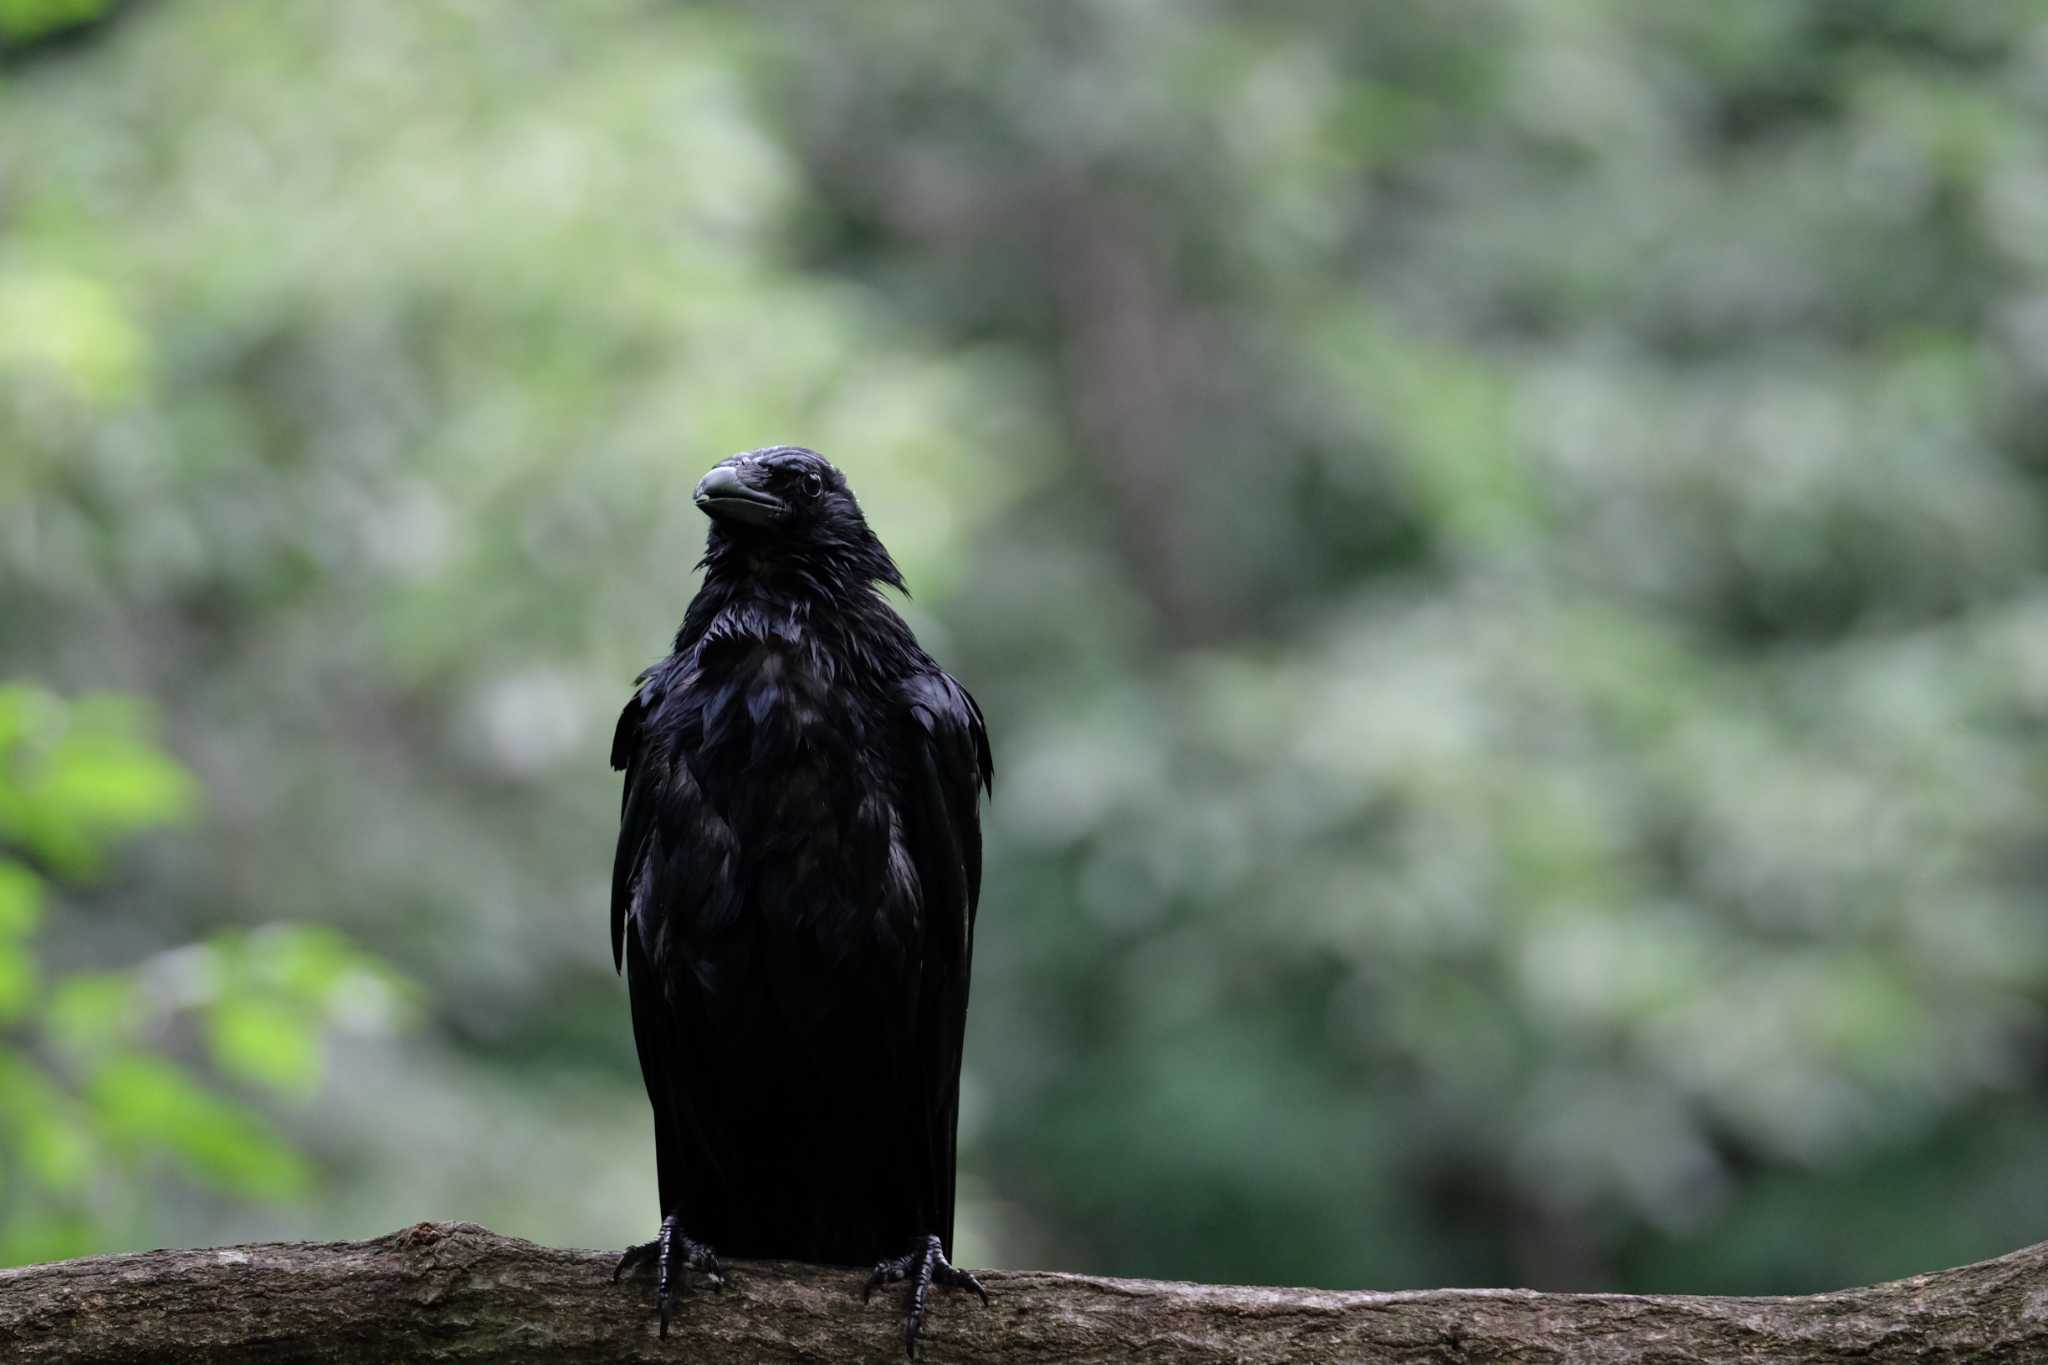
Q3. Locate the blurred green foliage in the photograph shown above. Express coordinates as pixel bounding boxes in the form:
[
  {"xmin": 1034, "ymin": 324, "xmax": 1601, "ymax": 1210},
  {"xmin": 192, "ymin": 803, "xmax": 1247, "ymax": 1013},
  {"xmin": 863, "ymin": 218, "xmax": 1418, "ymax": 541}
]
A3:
[
  {"xmin": 0, "ymin": 685, "xmax": 406, "ymax": 1264},
  {"xmin": 0, "ymin": 0, "xmax": 109, "ymax": 49},
  {"xmin": 2, "ymin": 0, "xmax": 2046, "ymax": 1293}
]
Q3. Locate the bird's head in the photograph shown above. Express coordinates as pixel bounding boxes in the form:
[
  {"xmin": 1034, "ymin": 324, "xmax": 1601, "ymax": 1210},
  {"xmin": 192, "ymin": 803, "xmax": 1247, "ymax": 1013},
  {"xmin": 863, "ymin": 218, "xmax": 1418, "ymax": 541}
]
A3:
[{"xmin": 693, "ymin": 446, "xmax": 905, "ymax": 591}]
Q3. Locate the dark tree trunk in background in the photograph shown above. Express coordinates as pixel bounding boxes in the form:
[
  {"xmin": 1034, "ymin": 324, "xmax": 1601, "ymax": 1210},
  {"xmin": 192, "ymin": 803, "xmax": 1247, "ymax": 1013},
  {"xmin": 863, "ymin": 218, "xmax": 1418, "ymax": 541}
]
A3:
[{"xmin": 4, "ymin": 1222, "xmax": 2047, "ymax": 1363}]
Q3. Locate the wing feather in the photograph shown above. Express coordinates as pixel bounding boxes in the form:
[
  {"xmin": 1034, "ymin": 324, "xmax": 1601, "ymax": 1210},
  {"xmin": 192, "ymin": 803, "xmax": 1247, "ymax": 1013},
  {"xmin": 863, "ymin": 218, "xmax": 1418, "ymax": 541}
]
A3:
[{"xmin": 898, "ymin": 670, "xmax": 992, "ymax": 1247}]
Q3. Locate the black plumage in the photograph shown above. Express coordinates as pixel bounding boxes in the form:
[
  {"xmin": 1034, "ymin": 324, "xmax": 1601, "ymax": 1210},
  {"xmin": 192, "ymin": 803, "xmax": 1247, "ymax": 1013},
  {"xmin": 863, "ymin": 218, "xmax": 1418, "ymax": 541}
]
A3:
[{"xmin": 609, "ymin": 446, "xmax": 992, "ymax": 1351}]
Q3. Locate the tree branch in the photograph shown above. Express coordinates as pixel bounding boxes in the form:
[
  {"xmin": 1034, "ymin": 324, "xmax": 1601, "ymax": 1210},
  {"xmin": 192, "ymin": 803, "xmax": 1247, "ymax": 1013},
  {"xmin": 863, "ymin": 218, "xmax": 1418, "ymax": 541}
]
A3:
[{"xmin": 4, "ymin": 1222, "xmax": 2047, "ymax": 1363}]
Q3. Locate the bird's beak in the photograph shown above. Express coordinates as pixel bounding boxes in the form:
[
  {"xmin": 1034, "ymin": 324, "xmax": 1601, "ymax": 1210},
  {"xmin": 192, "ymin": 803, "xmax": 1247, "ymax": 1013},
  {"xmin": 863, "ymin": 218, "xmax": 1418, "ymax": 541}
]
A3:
[{"xmin": 693, "ymin": 464, "xmax": 785, "ymax": 526}]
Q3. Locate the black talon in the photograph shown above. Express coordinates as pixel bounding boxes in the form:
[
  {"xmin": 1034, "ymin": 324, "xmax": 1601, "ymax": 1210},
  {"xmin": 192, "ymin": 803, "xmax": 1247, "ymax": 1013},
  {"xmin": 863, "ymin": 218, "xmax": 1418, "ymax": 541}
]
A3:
[
  {"xmin": 864, "ymin": 1250, "xmax": 911, "ymax": 1304},
  {"xmin": 936, "ymin": 1259, "xmax": 990, "ymax": 1308},
  {"xmin": 865, "ymin": 1233, "xmax": 989, "ymax": 1359},
  {"xmin": 612, "ymin": 1239, "xmax": 657, "ymax": 1283},
  {"xmin": 656, "ymin": 1214, "xmax": 675, "ymax": 1337}
]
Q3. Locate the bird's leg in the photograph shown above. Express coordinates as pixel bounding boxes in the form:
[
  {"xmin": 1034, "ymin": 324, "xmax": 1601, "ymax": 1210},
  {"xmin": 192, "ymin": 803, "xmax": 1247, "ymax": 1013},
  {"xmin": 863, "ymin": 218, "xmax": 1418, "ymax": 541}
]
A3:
[
  {"xmin": 863, "ymin": 1233, "xmax": 989, "ymax": 1359},
  {"xmin": 614, "ymin": 1213, "xmax": 725, "ymax": 1337}
]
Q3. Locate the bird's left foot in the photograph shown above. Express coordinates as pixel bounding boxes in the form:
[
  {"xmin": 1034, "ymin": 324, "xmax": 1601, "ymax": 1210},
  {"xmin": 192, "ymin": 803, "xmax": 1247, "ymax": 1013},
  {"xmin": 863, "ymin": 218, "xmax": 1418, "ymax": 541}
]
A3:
[
  {"xmin": 863, "ymin": 1233, "xmax": 989, "ymax": 1360},
  {"xmin": 614, "ymin": 1213, "xmax": 725, "ymax": 1337}
]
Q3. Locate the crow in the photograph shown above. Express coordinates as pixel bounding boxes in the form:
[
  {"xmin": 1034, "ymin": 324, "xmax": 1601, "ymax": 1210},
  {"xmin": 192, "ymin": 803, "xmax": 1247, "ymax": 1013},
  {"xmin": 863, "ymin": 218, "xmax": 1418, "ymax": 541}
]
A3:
[{"xmin": 609, "ymin": 446, "xmax": 993, "ymax": 1357}]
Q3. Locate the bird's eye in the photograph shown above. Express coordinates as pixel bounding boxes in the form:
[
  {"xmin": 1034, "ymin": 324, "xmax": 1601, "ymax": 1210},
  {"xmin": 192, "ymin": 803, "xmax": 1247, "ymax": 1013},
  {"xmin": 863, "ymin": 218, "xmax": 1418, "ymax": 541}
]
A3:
[{"xmin": 801, "ymin": 471, "xmax": 824, "ymax": 498}]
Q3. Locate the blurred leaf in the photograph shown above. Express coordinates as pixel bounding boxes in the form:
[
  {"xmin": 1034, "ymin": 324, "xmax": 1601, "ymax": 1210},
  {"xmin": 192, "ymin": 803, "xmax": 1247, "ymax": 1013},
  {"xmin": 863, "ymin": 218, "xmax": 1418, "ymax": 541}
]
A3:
[
  {"xmin": 0, "ymin": 1213, "xmax": 95, "ymax": 1269},
  {"xmin": 0, "ymin": 687, "xmax": 197, "ymax": 877},
  {"xmin": 18, "ymin": 1099, "xmax": 94, "ymax": 1194},
  {"xmin": 44, "ymin": 971, "xmax": 137, "ymax": 1056},
  {"xmin": 0, "ymin": 1048, "xmax": 89, "ymax": 1190},
  {"xmin": 0, "ymin": 859, "xmax": 42, "ymax": 936},
  {"xmin": 0, "ymin": 269, "xmax": 145, "ymax": 402},
  {"xmin": 0, "ymin": 944, "xmax": 35, "ymax": 1024},
  {"xmin": 88, "ymin": 1055, "xmax": 311, "ymax": 1199},
  {"xmin": 208, "ymin": 997, "xmax": 322, "ymax": 1097}
]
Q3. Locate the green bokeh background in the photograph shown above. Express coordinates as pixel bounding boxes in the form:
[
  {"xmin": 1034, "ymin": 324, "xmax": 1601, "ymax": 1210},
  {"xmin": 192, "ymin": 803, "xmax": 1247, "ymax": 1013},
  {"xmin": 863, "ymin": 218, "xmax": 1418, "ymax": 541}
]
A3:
[{"xmin": 4, "ymin": 0, "xmax": 2047, "ymax": 1292}]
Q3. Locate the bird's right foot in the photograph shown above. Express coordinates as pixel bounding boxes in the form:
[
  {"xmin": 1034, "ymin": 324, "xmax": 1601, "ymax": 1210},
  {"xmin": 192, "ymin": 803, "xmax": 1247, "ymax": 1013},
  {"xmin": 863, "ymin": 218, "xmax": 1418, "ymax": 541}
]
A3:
[{"xmin": 614, "ymin": 1213, "xmax": 725, "ymax": 1337}]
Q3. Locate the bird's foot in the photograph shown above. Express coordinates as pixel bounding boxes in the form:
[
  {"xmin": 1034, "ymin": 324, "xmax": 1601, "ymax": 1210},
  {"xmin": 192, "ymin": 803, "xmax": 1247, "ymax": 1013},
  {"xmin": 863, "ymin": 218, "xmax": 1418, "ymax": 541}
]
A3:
[
  {"xmin": 614, "ymin": 1213, "xmax": 725, "ymax": 1337},
  {"xmin": 863, "ymin": 1233, "xmax": 989, "ymax": 1360}
]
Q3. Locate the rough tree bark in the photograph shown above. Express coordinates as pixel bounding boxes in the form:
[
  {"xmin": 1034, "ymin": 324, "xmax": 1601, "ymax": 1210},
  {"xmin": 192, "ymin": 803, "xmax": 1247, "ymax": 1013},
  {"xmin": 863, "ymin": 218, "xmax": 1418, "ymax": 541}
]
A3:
[{"xmin": 4, "ymin": 1222, "xmax": 2047, "ymax": 1364}]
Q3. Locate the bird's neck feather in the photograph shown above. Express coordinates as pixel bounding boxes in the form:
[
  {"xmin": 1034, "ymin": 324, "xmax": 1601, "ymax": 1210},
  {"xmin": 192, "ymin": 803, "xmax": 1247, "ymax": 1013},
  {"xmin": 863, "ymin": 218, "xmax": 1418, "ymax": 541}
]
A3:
[{"xmin": 676, "ymin": 559, "xmax": 921, "ymax": 677}]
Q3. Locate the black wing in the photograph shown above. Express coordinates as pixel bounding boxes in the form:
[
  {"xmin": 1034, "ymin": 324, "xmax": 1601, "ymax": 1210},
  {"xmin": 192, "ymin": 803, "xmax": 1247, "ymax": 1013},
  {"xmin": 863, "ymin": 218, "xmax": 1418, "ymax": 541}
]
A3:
[
  {"xmin": 610, "ymin": 671, "xmax": 657, "ymax": 975},
  {"xmin": 610, "ymin": 660, "xmax": 748, "ymax": 1219},
  {"xmin": 611, "ymin": 660, "xmax": 749, "ymax": 973},
  {"xmin": 897, "ymin": 669, "xmax": 993, "ymax": 1250}
]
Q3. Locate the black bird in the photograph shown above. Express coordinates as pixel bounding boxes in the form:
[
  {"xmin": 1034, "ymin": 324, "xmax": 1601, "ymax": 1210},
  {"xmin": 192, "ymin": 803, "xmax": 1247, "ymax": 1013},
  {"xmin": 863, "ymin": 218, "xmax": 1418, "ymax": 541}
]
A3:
[{"xmin": 609, "ymin": 446, "xmax": 993, "ymax": 1357}]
